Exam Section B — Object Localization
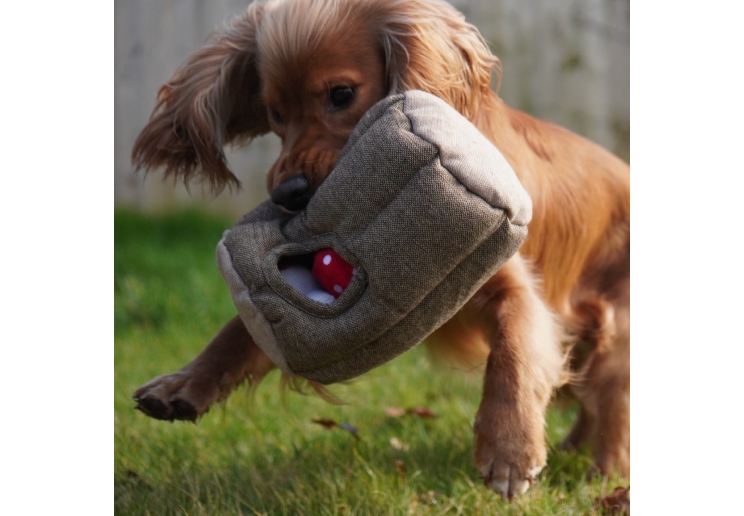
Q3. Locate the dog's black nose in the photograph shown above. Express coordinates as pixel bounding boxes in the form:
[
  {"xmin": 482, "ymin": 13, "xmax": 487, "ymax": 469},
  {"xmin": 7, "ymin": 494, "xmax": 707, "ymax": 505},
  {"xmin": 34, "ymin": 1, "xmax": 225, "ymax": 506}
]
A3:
[{"xmin": 271, "ymin": 176, "xmax": 312, "ymax": 211}]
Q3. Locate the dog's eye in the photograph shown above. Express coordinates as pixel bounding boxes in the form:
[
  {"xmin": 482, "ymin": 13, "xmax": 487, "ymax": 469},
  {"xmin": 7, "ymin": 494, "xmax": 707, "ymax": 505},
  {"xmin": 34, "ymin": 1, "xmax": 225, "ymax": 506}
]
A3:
[
  {"xmin": 270, "ymin": 108, "xmax": 284, "ymax": 124},
  {"xmin": 329, "ymin": 87, "xmax": 354, "ymax": 108}
]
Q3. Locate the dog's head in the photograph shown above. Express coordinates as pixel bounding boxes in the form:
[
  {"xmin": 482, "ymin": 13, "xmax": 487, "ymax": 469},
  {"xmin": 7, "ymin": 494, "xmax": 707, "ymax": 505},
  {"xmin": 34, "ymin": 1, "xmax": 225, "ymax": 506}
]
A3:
[{"xmin": 132, "ymin": 0, "xmax": 499, "ymax": 212}]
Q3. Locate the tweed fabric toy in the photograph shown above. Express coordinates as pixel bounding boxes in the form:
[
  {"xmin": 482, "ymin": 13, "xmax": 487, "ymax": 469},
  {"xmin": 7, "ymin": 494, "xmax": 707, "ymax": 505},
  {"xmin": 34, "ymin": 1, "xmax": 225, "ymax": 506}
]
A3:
[{"xmin": 217, "ymin": 91, "xmax": 532, "ymax": 384}]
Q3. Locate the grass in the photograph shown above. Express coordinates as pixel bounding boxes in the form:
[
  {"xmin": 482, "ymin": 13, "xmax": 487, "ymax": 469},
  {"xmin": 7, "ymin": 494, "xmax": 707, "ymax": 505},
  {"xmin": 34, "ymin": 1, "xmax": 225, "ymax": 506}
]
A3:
[{"xmin": 114, "ymin": 209, "xmax": 625, "ymax": 515}]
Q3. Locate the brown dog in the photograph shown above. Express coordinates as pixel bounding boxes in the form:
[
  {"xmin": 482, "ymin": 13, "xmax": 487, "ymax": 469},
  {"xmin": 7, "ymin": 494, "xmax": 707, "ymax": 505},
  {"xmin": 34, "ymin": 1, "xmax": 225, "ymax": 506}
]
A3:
[{"xmin": 131, "ymin": 0, "xmax": 630, "ymax": 500}]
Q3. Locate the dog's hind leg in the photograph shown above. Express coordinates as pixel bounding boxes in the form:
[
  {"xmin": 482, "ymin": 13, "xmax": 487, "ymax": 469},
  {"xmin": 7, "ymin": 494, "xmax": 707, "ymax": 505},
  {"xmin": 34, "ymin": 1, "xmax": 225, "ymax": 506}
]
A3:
[
  {"xmin": 584, "ymin": 322, "xmax": 630, "ymax": 476},
  {"xmin": 562, "ymin": 245, "xmax": 630, "ymax": 477},
  {"xmin": 133, "ymin": 315, "xmax": 275, "ymax": 421},
  {"xmin": 566, "ymin": 295, "xmax": 630, "ymax": 477}
]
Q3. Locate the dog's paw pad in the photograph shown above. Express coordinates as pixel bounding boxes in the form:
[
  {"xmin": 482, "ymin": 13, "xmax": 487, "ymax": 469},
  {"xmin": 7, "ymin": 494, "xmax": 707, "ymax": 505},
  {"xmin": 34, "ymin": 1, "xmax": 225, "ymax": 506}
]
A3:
[
  {"xmin": 132, "ymin": 372, "xmax": 206, "ymax": 422},
  {"xmin": 134, "ymin": 394, "xmax": 174, "ymax": 421},
  {"xmin": 171, "ymin": 399, "xmax": 198, "ymax": 422}
]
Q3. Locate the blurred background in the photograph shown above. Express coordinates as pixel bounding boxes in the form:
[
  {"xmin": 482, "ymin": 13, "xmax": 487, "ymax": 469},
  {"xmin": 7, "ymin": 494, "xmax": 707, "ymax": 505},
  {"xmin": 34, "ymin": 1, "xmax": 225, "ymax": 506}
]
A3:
[{"xmin": 115, "ymin": 0, "xmax": 629, "ymax": 217}]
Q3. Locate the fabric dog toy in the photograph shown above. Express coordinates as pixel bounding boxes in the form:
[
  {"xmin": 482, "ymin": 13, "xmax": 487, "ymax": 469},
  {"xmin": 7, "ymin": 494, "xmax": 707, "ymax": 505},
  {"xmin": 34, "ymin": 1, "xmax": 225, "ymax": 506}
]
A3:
[{"xmin": 217, "ymin": 91, "xmax": 532, "ymax": 384}]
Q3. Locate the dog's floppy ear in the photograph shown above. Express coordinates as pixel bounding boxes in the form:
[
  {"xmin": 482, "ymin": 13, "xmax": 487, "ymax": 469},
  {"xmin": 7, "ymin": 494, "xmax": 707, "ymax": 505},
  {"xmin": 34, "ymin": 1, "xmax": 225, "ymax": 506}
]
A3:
[
  {"xmin": 132, "ymin": 3, "xmax": 268, "ymax": 192},
  {"xmin": 378, "ymin": 0, "xmax": 499, "ymax": 120}
]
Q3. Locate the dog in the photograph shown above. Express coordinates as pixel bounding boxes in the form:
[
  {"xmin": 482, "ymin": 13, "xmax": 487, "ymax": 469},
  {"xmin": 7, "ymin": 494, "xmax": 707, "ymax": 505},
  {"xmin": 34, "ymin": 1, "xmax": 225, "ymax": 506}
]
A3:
[{"xmin": 131, "ymin": 0, "xmax": 630, "ymax": 500}]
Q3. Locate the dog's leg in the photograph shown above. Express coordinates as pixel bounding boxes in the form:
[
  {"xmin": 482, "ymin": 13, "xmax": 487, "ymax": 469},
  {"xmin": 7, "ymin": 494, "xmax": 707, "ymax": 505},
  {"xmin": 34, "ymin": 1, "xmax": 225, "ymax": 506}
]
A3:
[
  {"xmin": 133, "ymin": 315, "xmax": 275, "ymax": 421},
  {"xmin": 583, "ymin": 330, "xmax": 630, "ymax": 476},
  {"xmin": 563, "ymin": 272, "xmax": 630, "ymax": 477},
  {"xmin": 469, "ymin": 254, "xmax": 567, "ymax": 499},
  {"xmin": 573, "ymin": 297, "xmax": 630, "ymax": 476}
]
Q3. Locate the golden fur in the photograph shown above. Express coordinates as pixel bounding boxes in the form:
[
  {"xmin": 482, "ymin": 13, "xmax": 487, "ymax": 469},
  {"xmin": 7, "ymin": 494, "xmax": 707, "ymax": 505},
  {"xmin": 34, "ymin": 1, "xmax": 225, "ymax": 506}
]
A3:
[{"xmin": 132, "ymin": 0, "xmax": 630, "ymax": 498}]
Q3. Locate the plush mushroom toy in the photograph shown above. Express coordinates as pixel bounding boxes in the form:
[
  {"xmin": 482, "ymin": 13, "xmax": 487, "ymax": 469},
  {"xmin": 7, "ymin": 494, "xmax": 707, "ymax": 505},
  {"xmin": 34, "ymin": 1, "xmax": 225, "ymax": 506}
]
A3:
[{"xmin": 277, "ymin": 248, "xmax": 356, "ymax": 305}]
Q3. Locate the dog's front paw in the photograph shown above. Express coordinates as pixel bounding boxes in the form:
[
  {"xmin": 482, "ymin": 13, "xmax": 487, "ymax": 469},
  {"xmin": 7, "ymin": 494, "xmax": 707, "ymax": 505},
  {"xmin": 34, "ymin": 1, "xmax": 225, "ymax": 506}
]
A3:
[
  {"xmin": 133, "ymin": 369, "xmax": 217, "ymax": 422},
  {"xmin": 473, "ymin": 410, "xmax": 547, "ymax": 500}
]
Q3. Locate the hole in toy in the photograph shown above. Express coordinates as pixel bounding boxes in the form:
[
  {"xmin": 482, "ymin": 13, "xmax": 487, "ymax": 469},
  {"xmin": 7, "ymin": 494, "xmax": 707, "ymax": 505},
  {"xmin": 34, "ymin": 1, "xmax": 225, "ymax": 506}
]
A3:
[{"xmin": 278, "ymin": 249, "xmax": 356, "ymax": 305}]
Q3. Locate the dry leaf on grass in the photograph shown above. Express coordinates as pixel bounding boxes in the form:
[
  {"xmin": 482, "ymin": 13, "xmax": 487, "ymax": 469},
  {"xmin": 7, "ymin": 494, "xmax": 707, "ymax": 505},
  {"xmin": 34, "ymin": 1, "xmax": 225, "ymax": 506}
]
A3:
[
  {"xmin": 595, "ymin": 486, "xmax": 630, "ymax": 515},
  {"xmin": 408, "ymin": 406, "xmax": 437, "ymax": 418},
  {"xmin": 311, "ymin": 419, "xmax": 361, "ymax": 440},
  {"xmin": 311, "ymin": 418, "xmax": 337, "ymax": 429},
  {"xmin": 395, "ymin": 459, "xmax": 407, "ymax": 481},
  {"xmin": 389, "ymin": 437, "xmax": 410, "ymax": 451},
  {"xmin": 384, "ymin": 406, "xmax": 438, "ymax": 419},
  {"xmin": 385, "ymin": 406, "xmax": 406, "ymax": 417}
]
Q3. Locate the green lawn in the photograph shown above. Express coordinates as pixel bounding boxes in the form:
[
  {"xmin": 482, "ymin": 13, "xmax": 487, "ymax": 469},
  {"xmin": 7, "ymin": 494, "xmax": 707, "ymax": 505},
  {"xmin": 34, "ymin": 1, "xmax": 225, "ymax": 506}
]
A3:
[{"xmin": 114, "ymin": 209, "xmax": 624, "ymax": 515}]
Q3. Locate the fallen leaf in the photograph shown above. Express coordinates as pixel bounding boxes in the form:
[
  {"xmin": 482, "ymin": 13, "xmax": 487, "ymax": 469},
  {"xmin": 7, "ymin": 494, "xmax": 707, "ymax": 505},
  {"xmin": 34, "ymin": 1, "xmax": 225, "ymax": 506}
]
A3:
[
  {"xmin": 390, "ymin": 437, "xmax": 410, "ymax": 451},
  {"xmin": 385, "ymin": 406, "xmax": 406, "ymax": 417},
  {"xmin": 408, "ymin": 406, "xmax": 438, "ymax": 418},
  {"xmin": 311, "ymin": 418, "xmax": 337, "ymax": 429},
  {"xmin": 595, "ymin": 486, "xmax": 630, "ymax": 515},
  {"xmin": 311, "ymin": 419, "xmax": 360, "ymax": 440}
]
